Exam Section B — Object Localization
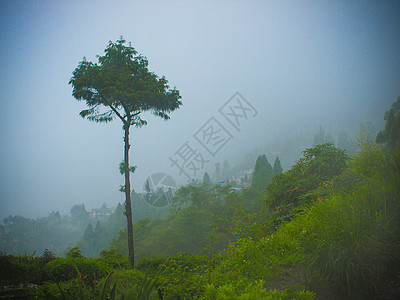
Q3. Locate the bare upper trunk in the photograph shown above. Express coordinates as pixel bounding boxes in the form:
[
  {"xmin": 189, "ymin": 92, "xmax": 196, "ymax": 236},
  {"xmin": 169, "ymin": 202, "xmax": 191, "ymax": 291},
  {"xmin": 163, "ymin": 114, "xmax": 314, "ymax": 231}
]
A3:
[{"xmin": 124, "ymin": 120, "xmax": 135, "ymax": 267}]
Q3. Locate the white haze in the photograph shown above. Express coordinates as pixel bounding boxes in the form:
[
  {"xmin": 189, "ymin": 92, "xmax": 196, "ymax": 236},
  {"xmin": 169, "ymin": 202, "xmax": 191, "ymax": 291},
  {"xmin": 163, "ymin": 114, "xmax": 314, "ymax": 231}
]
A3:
[{"xmin": 0, "ymin": 0, "xmax": 399, "ymax": 220}]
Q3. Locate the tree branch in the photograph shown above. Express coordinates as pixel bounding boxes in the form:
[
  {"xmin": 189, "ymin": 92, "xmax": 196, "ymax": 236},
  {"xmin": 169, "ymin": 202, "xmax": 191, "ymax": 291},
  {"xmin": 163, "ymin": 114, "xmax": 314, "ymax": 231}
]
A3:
[{"xmin": 108, "ymin": 105, "xmax": 126, "ymax": 123}]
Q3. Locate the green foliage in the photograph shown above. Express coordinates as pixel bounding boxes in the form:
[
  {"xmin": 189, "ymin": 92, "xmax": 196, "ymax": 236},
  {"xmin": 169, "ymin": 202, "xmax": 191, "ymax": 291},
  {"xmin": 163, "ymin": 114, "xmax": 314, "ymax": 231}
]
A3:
[
  {"xmin": 119, "ymin": 161, "xmax": 136, "ymax": 175},
  {"xmin": 41, "ymin": 248, "xmax": 56, "ymax": 264},
  {"xmin": 273, "ymin": 156, "xmax": 283, "ymax": 175},
  {"xmin": 251, "ymin": 154, "xmax": 273, "ymax": 190},
  {"xmin": 170, "ymin": 183, "xmax": 230, "ymax": 213},
  {"xmin": 1, "ymin": 210, "xmax": 85, "ymax": 256},
  {"xmin": 38, "ymin": 267, "xmax": 158, "ymax": 300},
  {"xmin": 376, "ymin": 96, "xmax": 400, "ymax": 148},
  {"xmin": 70, "ymin": 36, "xmax": 183, "ymax": 267},
  {"xmin": 303, "ymin": 146, "xmax": 400, "ymax": 298},
  {"xmin": 77, "ymin": 204, "xmax": 126, "ymax": 257},
  {"xmin": 36, "ymin": 279, "xmax": 93, "ymax": 299},
  {"xmin": 155, "ymin": 253, "xmax": 210, "ymax": 299},
  {"xmin": 109, "ymin": 184, "xmax": 233, "ymax": 262},
  {"xmin": 266, "ymin": 143, "xmax": 348, "ymax": 224},
  {"xmin": 0, "ymin": 249, "xmax": 58, "ymax": 285},
  {"xmin": 337, "ymin": 130, "xmax": 356, "ymax": 154},
  {"xmin": 69, "ymin": 36, "xmax": 182, "ymax": 125},
  {"xmin": 67, "ymin": 247, "xmax": 84, "ymax": 258},
  {"xmin": 203, "ymin": 282, "xmax": 315, "ymax": 300},
  {"xmin": 221, "ymin": 194, "xmax": 270, "ymax": 241},
  {"xmin": 99, "ymin": 249, "xmax": 129, "ymax": 269},
  {"xmin": 71, "ymin": 204, "xmax": 90, "ymax": 223},
  {"xmin": 0, "ymin": 252, "xmax": 42, "ymax": 284},
  {"xmin": 203, "ymin": 172, "xmax": 211, "ymax": 186},
  {"xmin": 44, "ymin": 255, "xmax": 108, "ymax": 283},
  {"xmin": 6, "ymin": 114, "xmax": 400, "ymax": 299},
  {"xmin": 313, "ymin": 126, "xmax": 335, "ymax": 146}
]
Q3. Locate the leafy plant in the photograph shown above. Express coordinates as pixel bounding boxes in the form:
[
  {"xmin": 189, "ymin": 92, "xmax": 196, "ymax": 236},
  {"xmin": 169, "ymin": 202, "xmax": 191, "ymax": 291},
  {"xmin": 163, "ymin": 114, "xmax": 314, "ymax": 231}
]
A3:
[
  {"xmin": 266, "ymin": 143, "xmax": 348, "ymax": 224},
  {"xmin": 203, "ymin": 281, "xmax": 315, "ymax": 299},
  {"xmin": 304, "ymin": 146, "xmax": 400, "ymax": 297}
]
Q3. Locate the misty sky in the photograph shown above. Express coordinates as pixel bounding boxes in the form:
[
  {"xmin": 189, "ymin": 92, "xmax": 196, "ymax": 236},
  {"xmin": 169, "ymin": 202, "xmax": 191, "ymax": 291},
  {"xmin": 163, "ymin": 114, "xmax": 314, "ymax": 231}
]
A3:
[{"xmin": 1, "ymin": 0, "xmax": 399, "ymax": 220}]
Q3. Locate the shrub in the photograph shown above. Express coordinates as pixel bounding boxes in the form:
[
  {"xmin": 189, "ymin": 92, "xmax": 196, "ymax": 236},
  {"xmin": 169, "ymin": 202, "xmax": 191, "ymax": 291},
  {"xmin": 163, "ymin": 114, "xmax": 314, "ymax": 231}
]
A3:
[
  {"xmin": 99, "ymin": 248, "xmax": 129, "ymax": 269},
  {"xmin": 44, "ymin": 256, "xmax": 108, "ymax": 283},
  {"xmin": 0, "ymin": 252, "xmax": 43, "ymax": 284},
  {"xmin": 203, "ymin": 281, "xmax": 315, "ymax": 299},
  {"xmin": 305, "ymin": 147, "xmax": 400, "ymax": 297},
  {"xmin": 266, "ymin": 143, "xmax": 348, "ymax": 224}
]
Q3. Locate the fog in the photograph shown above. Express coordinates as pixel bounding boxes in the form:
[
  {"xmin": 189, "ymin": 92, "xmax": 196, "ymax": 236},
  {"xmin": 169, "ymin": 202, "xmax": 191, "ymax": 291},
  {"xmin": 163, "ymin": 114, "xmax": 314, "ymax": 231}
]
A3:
[{"xmin": 1, "ymin": 0, "xmax": 399, "ymax": 220}]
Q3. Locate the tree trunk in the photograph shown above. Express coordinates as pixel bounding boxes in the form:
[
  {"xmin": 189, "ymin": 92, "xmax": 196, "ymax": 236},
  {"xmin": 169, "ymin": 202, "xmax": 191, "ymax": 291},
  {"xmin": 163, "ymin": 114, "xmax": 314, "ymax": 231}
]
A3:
[{"xmin": 124, "ymin": 121, "xmax": 135, "ymax": 267}]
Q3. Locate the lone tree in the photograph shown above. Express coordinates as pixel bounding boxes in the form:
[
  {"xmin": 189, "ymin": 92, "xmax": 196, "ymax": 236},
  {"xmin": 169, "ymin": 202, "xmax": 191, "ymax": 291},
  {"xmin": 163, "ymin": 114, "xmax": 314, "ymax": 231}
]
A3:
[
  {"xmin": 203, "ymin": 172, "xmax": 211, "ymax": 186},
  {"xmin": 272, "ymin": 156, "xmax": 283, "ymax": 175},
  {"xmin": 251, "ymin": 154, "xmax": 273, "ymax": 191},
  {"xmin": 69, "ymin": 37, "xmax": 182, "ymax": 266}
]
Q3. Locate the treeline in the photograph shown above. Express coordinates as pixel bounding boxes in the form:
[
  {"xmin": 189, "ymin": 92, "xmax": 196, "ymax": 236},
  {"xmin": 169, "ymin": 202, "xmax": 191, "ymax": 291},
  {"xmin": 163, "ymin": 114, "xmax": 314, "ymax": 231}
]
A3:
[
  {"xmin": 0, "ymin": 203, "xmax": 113, "ymax": 256},
  {"xmin": 2, "ymin": 97, "xmax": 396, "ymax": 298},
  {"xmin": 3, "ymin": 134, "xmax": 398, "ymax": 298},
  {"xmin": 76, "ymin": 151, "xmax": 285, "ymax": 260}
]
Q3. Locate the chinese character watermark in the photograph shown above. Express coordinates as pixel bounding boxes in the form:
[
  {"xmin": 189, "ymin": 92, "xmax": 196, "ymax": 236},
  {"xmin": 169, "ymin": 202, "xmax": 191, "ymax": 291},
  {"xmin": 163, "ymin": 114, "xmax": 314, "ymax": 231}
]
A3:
[
  {"xmin": 219, "ymin": 91, "xmax": 258, "ymax": 132},
  {"xmin": 194, "ymin": 117, "xmax": 233, "ymax": 157},
  {"xmin": 141, "ymin": 173, "xmax": 177, "ymax": 207},
  {"xmin": 169, "ymin": 141, "xmax": 209, "ymax": 181},
  {"xmin": 169, "ymin": 92, "xmax": 257, "ymax": 182}
]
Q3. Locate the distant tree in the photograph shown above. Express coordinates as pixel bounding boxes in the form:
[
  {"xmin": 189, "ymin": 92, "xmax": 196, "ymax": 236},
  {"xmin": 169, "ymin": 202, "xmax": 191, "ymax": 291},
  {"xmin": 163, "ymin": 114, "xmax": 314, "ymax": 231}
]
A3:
[
  {"xmin": 376, "ymin": 96, "xmax": 400, "ymax": 148},
  {"xmin": 251, "ymin": 154, "xmax": 273, "ymax": 191},
  {"xmin": 364, "ymin": 121, "xmax": 377, "ymax": 141},
  {"xmin": 77, "ymin": 203, "xmax": 127, "ymax": 257},
  {"xmin": 222, "ymin": 160, "xmax": 232, "ymax": 180},
  {"xmin": 143, "ymin": 179, "xmax": 153, "ymax": 205},
  {"xmin": 313, "ymin": 126, "xmax": 326, "ymax": 145},
  {"xmin": 337, "ymin": 131, "xmax": 356, "ymax": 154},
  {"xmin": 78, "ymin": 224, "xmax": 95, "ymax": 256},
  {"xmin": 41, "ymin": 249, "xmax": 56, "ymax": 264},
  {"xmin": 325, "ymin": 133, "xmax": 335, "ymax": 145},
  {"xmin": 203, "ymin": 172, "xmax": 211, "ymax": 186},
  {"xmin": 145, "ymin": 179, "xmax": 151, "ymax": 193},
  {"xmin": 70, "ymin": 204, "xmax": 89, "ymax": 223},
  {"xmin": 83, "ymin": 223, "xmax": 94, "ymax": 241},
  {"xmin": 66, "ymin": 246, "xmax": 84, "ymax": 258},
  {"xmin": 48, "ymin": 211, "xmax": 61, "ymax": 226},
  {"xmin": 273, "ymin": 156, "xmax": 283, "ymax": 175},
  {"xmin": 69, "ymin": 37, "xmax": 182, "ymax": 266},
  {"xmin": 214, "ymin": 162, "xmax": 220, "ymax": 182},
  {"xmin": 337, "ymin": 131, "xmax": 348, "ymax": 150},
  {"xmin": 314, "ymin": 126, "xmax": 336, "ymax": 146}
]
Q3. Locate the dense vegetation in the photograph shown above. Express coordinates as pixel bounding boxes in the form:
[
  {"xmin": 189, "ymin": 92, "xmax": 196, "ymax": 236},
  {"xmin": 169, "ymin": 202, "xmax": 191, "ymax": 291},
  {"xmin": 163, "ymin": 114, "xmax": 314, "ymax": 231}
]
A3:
[
  {"xmin": 1, "ymin": 101, "xmax": 399, "ymax": 299},
  {"xmin": 0, "ymin": 204, "xmax": 105, "ymax": 256}
]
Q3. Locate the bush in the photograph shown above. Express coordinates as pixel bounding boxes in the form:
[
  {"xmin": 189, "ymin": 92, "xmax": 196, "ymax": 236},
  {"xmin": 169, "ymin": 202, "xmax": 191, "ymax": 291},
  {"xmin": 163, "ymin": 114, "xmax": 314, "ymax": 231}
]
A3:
[
  {"xmin": 0, "ymin": 252, "xmax": 43, "ymax": 284},
  {"xmin": 203, "ymin": 281, "xmax": 315, "ymax": 299},
  {"xmin": 44, "ymin": 256, "xmax": 108, "ymax": 283},
  {"xmin": 99, "ymin": 248, "xmax": 130, "ymax": 269},
  {"xmin": 304, "ymin": 147, "xmax": 400, "ymax": 298},
  {"xmin": 35, "ymin": 279, "xmax": 93, "ymax": 299},
  {"xmin": 266, "ymin": 143, "xmax": 348, "ymax": 224}
]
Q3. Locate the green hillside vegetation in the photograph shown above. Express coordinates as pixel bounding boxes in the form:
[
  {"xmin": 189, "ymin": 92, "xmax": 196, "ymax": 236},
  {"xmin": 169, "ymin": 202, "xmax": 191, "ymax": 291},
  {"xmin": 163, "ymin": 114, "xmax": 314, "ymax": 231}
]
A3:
[{"xmin": 1, "ymin": 102, "xmax": 399, "ymax": 299}]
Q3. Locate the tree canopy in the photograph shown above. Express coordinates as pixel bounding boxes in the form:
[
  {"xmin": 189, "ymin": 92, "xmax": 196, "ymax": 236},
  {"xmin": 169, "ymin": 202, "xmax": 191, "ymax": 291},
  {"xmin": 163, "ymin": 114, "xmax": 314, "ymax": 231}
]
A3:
[
  {"xmin": 376, "ymin": 96, "xmax": 400, "ymax": 148},
  {"xmin": 69, "ymin": 37, "xmax": 181, "ymax": 125}
]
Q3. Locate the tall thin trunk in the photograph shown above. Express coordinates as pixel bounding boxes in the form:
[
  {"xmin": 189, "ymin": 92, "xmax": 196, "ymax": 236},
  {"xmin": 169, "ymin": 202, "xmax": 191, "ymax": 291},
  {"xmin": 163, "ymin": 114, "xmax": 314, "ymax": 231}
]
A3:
[{"xmin": 124, "ymin": 120, "xmax": 135, "ymax": 267}]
